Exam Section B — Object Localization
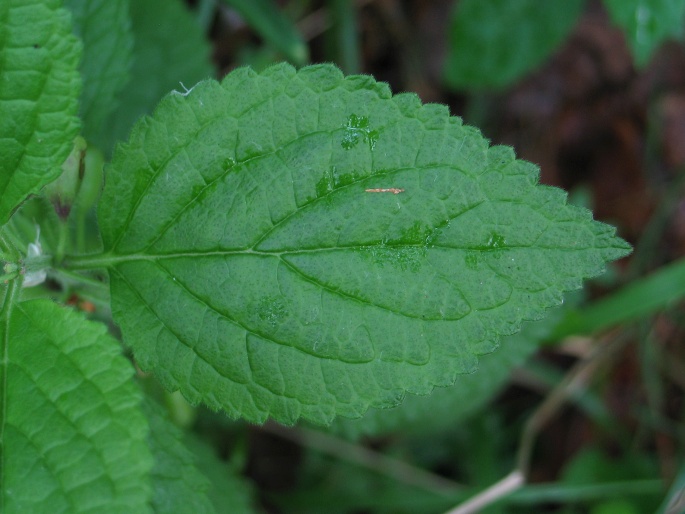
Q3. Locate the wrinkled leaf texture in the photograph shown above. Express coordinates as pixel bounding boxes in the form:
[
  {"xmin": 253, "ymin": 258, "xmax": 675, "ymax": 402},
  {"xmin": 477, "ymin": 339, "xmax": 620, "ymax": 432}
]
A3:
[
  {"xmin": 98, "ymin": 63, "xmax": 630, "ymax": 425},
  {"xmin": 0, "ymin": 299, "xmax": 152, "ymax": 513},
  {"xmin": 0, "ymin": 0, "xmax": 81, "ymax": 224}
]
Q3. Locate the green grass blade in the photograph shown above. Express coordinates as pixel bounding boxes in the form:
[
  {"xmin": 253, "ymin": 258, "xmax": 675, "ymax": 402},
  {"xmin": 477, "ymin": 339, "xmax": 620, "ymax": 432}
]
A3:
[
  {"xmin": 220, "ymin": 0, "xmax": 309, "ymax": 65},
  {"xmin": 552, "ymin": 257, "xmax": 685, "ymax": 339},
  {"xmin": 328, "ymin": 0, "xmax": 360, "ymax": 74}
]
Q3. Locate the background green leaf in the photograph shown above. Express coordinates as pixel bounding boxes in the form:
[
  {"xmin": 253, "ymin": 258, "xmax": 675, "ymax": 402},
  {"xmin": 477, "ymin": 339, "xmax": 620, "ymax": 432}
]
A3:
[
  {"xmin": 603, "ymin": 0, "xmax": 685, "ymax": 67},
  {"xmin": 98, "ymin": 0, "xmax": 214, "ymax": 155},
  {"xmin": 221, "ymin": 0, "xmax": 309, "ymax": 66},
  {"xmin": 444, "ymin": 0, "xmax": 586, "ymax": 90},
  {"xmin": 0, "ymin": 0, "xmax": 81, "ymax": 224},
  {"xmin": 185, "ymin": 435, "xmax": 258, "ymax": 514},
  {"xmin": 329, "ymin": 307, "xmax": 563, "ymax": 439},
  {"xmin": 95, "ymin": 63, "xmax": 630, "ymax": 426},
  {"xmin": 144, "ymin": 399, "xmax": 215, "ymax": 514},
  {"xmin": 0, "ymin": 300, "xmax": 152, "ymax": 513},
  {"xmin": 63, "ymin": 0, "xmax": 133, "ymax": 152}
]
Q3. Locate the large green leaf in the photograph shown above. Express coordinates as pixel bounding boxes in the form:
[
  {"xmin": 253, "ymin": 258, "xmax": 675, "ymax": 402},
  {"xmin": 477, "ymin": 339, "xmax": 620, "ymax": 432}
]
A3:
[
  {"xmin": 0, "ymin": 299, "xmax": 152, "ymax": 513},
  {"xmin": 444, "ymin": 0, "xmax": 586, "ymax": 90},
  {"xmin": 92, "ymin": 63, "xmax": 630, "ymax": 425},
  {"xmin": 603, "ymin": 0, "xmax": 685, "ymax": 67},
  {"xmin": 98, "ymin": 0, "xmax": 213, "ymax": 154},
  {"xmin": 0, "ymin": 0, "xmax": 81, "ymax": 224},
  {"xmin": 63, "ymin": 0, "xmax": 133, "ymax": 151}
]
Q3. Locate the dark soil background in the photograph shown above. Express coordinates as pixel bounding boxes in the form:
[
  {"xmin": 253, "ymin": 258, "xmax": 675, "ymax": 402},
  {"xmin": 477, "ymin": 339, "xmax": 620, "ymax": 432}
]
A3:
[{"xmin": 197, "ymin": 1, "xmax": 685, "ymax": 512}]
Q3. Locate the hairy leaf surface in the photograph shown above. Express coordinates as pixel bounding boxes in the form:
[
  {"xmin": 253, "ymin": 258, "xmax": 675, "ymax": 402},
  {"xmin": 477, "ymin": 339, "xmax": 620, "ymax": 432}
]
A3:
[
  {"xmin": 604, "ymin": 0, "xmax": 685, "ymax": 67},
  {"xmin": 98, "ymin": 63, "xmax": 630, "ymax": 425},
  {"xmin": 444, "ymin": 0, "xmax": 585, "ymax": 90},
  {"xmin": 0, "ymin": 300, "xmax": 152, "ymax": 513},
  {"xmin": 0, "ymin": 0, "xmax": 81, "ymax": 224},
  {"xmin": 63, "ymin": 0, "xmax": 133, "ymax": 151}
]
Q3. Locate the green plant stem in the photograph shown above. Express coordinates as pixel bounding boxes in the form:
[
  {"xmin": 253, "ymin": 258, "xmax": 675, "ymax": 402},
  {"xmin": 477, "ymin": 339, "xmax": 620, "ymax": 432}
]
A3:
[
  {"xmin": 0, "ymin": 278, "xmax": 21, "ymax": 514},
  {"xmin": 638, "ymin": 323, "xmax": 673, "ymax": 474},
  {"xmin": 72, "ymin": 208, "xmax": 87, "ymax": 254},
  {"xmin": 298, "ymin": 0, "xmax": 373, "ymax": 41},
  {"xmin": 53, "ymin": 267, "xmax": 107, "ymax": 292},
  {"xmin": 61, "ymin": 252, "xmax": 115, "ymax": 270},
  {"xmin": 259, "ymin": 423, "xmax": 464, "ymax": 495},
  {"xmin": 329, "ymin": 0, "xmax": 360, "ymax": 74},
  {"xmin": 55, "ymin": 218, "xmax": 69, "ymax": 263},
  {"xmin": 0, "ymin": 273, "xmax": 19, "ymax": 283},
  {"xmin": 507, "ymin": 479, "xmax": 664, "ymax": 504},
  {"xmin": 0, "ymin": 233, "xmax": 19, "ymax": 262},
  {"xmin": 51, "ymin": 268, "xmax": 110, "ymax": 309},
  {"xmin": 195, "ymin": 0, "xmax": 216, "ymax": 30},
  {"xmin": 219, "ymin": 0, "xmax": 308, "ymax": 64},
  {"xmin": 24, "ymin": 254, "xmax": 52, "ymax": 275}
]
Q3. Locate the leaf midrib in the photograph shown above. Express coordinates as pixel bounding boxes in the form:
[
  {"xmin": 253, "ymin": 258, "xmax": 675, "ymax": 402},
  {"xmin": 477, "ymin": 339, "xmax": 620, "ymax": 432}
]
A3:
[{"xmin": 69, "ymin": 240, "xmax": 577, "ymax": 269}]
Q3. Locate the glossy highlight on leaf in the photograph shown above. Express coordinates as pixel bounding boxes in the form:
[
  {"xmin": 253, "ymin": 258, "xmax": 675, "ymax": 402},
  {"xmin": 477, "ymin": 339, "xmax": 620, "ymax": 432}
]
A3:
[{"xmin": 98, "ymin": 63, "xmax": 631, "ymax": 425}]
